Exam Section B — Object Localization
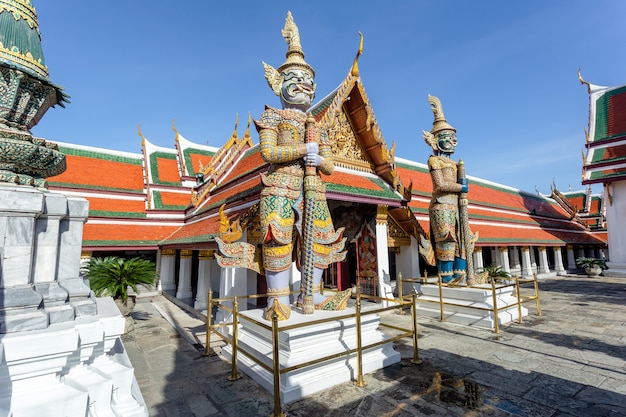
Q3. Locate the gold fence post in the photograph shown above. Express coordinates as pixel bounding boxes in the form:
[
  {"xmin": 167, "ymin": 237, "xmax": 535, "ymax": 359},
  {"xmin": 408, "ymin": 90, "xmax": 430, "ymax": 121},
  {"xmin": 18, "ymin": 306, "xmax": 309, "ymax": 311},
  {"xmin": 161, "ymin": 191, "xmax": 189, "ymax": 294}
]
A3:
[
  {"xmin": 515, "ymin": 279, "xmax": 523, "ymax": 324},
  {"xmin": 533, "ymin": 273, "xmax": 542, "ymax": 315},
  {"xmin": 397, "ymin": 272, "xmax": 404, "ymax": 315},
  {"xmin": 270, "ymin": 307, "xmax": 285, "ymax": 417},
  {"xmin": 227, "ymin": 296, "xmax": 241, "ymax": 381},
  {"xmin": 204, "ymin": 290, "xmax": 213, "ymax": 356},
  {"xmin": 410, "ymin": 290, "xmax": 422, "ymax": 364},
  {"xmin": 353, "ymin": 286, "xmax": 366, "ymax": 387},
  {"xmin": 438, "ymin": 274, "xmax": 445, "ymax": 322},
  {"xmin": 491, "ymin": 278, "xmax": 500, "ymax": 333}
]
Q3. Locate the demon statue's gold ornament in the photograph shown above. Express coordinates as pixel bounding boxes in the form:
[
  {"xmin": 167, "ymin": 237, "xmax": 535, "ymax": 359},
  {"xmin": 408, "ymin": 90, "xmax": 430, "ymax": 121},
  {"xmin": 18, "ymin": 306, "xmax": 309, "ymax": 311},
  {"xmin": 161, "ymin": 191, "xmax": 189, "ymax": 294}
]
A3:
[
  {"xmin": 216, "ymin": 12, "xmax": 349, "ymax": 320},
  {"xmin": 419, "ymin": 95, "xmax": 480, "ymax": 285}
]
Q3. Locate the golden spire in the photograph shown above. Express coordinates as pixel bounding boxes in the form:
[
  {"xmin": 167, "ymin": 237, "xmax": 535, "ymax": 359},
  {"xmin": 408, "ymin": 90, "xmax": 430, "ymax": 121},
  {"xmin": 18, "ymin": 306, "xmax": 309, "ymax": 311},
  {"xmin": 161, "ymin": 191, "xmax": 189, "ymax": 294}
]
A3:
[
  {"xmin": 137, "ymin": 123, "xmax": 146, "ymax": 146},
  {"xmin": 172, "ymin": 118, "xmax": 180, "ymax": 142},
  {"xmin": 578, "ymin": 68, "xmax": 591, "ymax": 94},
  {"xmin": 231, "ymin": 113, "xmax": 239, "ymax": 140},
  {"xmin": 350, "ymin": 32, "xmax": 364, "ymax": 77}
]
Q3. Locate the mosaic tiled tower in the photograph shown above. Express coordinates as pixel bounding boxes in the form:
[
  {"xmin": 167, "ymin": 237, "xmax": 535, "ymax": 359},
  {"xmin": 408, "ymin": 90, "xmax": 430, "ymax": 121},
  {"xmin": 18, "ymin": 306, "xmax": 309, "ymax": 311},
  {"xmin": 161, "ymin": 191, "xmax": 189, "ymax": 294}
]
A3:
[
  {"xmin": 0, "ymin": 3, "xmax": 147, "ymax": 415},
  {"xmin": 0, "ymin": 0, "xmax": 97, "ymax": 333}
]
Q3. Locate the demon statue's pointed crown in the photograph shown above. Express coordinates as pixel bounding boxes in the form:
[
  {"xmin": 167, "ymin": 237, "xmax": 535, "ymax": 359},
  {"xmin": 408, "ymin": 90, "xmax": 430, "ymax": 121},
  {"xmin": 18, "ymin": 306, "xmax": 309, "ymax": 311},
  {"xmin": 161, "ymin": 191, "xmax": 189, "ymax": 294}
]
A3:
[{"xmin": 262, "ymin": 11, "xmax": 316, "ymax": 110}]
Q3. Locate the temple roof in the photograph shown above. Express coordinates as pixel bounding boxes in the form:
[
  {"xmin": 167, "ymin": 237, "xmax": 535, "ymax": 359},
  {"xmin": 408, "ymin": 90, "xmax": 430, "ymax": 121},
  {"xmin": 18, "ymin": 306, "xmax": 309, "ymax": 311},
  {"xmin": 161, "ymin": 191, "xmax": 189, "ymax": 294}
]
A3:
[
  {"xmin": 581, "ymin": 76, "xmax": 626, "ymax": 184},
  {"xmin": 396, "ymin": 158, "xmax": 605, "ymax": 247}
]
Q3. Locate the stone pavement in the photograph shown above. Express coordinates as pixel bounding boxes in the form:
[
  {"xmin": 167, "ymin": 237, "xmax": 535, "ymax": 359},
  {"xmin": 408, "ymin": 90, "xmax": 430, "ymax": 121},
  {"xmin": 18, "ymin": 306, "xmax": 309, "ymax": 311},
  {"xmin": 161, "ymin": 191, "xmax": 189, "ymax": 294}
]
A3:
[{"xmin": 122, "ymin": 275, "xmax": 626, "ymax": 416}]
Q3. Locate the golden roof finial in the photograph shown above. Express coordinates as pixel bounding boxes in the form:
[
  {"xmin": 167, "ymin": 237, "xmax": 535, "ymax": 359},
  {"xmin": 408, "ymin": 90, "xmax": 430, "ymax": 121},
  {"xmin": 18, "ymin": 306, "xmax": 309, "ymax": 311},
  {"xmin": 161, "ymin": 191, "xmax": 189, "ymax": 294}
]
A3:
[
  {"xmin": 244, "ymin": 113, "xmax": 252, "ymax": 138},
  {"xmin": 172, "ymin": 118, "xmax": 180, "ymax": 142},
  {"xmin": 137, "ymin": 123, "xmax": 146, "ymax": 146},
  {"xmin": 578, "ymin": 68, "xmax": 591, "ymax": 94},
  {"xmin": 351, "ymin": 32, "xmax": 364, "ymax": 77},
  {"xmin": 231, "ymin": 113, "xmax": 239, "ymax": 139}
]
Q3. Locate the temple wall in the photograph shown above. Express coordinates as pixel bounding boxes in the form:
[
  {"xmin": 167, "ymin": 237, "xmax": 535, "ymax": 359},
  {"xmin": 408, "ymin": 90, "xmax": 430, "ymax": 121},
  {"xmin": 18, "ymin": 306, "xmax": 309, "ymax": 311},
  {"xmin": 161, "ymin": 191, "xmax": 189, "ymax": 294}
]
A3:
[{"xmin": 605, "ymin": 180, "xmax": 626, "ymax": 276}]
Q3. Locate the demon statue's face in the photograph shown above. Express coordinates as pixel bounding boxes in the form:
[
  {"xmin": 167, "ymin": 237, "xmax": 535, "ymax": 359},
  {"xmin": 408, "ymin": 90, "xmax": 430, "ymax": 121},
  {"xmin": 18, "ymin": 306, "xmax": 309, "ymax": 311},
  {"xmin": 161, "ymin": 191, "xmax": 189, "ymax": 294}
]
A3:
[
  {"xmin": 436, "ymin": 130, "xmax": 457, "ymax": 155},
  {"xmin": 280, "ymin": 68, "xmax": 315, "ymax": 111}
]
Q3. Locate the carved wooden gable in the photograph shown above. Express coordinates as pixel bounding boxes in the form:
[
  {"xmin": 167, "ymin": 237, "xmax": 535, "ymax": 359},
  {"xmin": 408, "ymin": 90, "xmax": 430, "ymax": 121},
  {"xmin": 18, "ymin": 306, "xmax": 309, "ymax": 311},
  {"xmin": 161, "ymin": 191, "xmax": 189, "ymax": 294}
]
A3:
[{"xmin": 327, "ymin": 108, "xmax": 374, "ymax": 172}]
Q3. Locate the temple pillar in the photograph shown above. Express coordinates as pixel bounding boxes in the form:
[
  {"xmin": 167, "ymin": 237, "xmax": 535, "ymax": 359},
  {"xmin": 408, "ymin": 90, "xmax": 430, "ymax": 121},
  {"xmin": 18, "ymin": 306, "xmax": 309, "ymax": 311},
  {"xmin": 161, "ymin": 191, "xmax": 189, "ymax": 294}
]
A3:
[
  {"xmin": 375, "ymin": 206, "xmax": 392, "ymax": 305},
  {"xmin": 530, "ymin": 247, "xmax": 537, "ymax": 274},
  {"xmin": 538, "ymin": 246, "xmax": 550, "ymax": 274},
  {"xmin": 159, "ymin": 249, "xmax": 177, "ymax": 294},
  {"xmin": 473, "ymin": 247, "xmax": 484, "ymax": 272},
  {"xmin": 499, "ymin": 246, "xmax": 511, "ymax": 273},
  {"xmin": 510, "ymin": 246, "xmax": 521, "ymax": 276},
  {"xmin": 521, "ymin": 246, "xmax": 533, "ymax": 277},
  {"xmin": 567, "ymin": 245, "xmax": 577, "ymax": 270},
  {"xmin": 554, "ymin": 247, "xmax": 566, "ymax": 275},
  {"xmin": 176, "ymin": 249, "xmax": 193, "ymax": 301},
  {"xmin": 216, "ymin": 264, "xmax": 249, "ymax": 323},
  {"xmin": 194, "ymin": 250, "xmax": 214, "ymax": 311}
]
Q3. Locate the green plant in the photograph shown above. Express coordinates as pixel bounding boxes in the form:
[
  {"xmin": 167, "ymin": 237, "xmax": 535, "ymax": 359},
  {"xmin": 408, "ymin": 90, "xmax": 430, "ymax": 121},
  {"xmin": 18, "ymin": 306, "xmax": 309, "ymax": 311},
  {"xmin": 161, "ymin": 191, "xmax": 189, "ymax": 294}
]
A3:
[
  {"xmin": 477, "ymin": 265, "xmax": 511, "ymax": 282},
  {"xmin": 84, "ymin": 256, "xmax": 158, "ymax": 301},
  {"xmin": 575, "ymin": 257, "xmax": 608, "ymax": 270}
]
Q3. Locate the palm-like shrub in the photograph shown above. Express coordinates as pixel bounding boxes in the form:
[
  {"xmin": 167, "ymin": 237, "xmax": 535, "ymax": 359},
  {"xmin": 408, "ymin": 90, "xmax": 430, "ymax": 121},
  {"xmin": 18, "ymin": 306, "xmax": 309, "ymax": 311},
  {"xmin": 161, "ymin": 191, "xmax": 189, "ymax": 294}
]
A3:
[
  {"xmin": 575, "ymin": 257, "xmax": 608, "ymax": 270},
  {"xmin": 478, "ymin": 265, "xmax": 511, "ymax": 282},
  {"xmin": 85, "ymin": 256, "xmax": 158, "ymax": 301}
]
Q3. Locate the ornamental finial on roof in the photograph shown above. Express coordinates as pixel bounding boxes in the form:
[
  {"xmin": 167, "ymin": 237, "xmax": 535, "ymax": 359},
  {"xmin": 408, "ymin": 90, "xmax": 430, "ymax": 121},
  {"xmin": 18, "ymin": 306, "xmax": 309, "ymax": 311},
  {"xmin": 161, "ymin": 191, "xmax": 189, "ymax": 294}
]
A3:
[
  {"xmin": 350, "ymin": 32, "xmax": 364, "ymax": 77},
  {"xmin": 578, "ymin": 68, "xmax": 591, "ymax": 94}
]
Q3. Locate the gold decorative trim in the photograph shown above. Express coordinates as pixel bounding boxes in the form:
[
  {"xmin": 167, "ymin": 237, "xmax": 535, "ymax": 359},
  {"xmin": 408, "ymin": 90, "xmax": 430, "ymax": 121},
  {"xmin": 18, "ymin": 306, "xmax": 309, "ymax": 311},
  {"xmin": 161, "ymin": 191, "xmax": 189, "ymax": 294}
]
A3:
[
  {"xmin": 180, "ymin": 249, "xmax": 194, "ymax": 258},
  {"xmin": 0, "ymin": 1, "xmax": 38, "ymax": 29},
  {"xmin": 161, "ymin": 249, "xmax": 176, "ymax": 257},
  {"xmin": 376, "ymin": 205, "xmax": 388, "ymax": 226},
  {"xmin": 198, "ymin": 250, "xmax": 214, "ymax": 260},
  {"xmin": 0, "ymin": 42, "xmax": 48, "ymax": 79}
]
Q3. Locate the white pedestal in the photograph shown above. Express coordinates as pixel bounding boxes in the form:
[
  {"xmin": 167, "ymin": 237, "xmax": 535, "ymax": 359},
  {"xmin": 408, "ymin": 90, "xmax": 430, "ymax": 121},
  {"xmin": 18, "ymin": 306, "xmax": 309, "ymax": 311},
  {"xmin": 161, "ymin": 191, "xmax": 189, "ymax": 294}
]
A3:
[
  {"xmin": 416, "ymin": 283, "xmax": 528, "ymax": 329},
  {"xmin": 222, "ymin": 307, "xmax": 401, "ymax": 404},
  {"xmin": 0, "ymin": 297, "xmax": 147, "ymax": 417}
]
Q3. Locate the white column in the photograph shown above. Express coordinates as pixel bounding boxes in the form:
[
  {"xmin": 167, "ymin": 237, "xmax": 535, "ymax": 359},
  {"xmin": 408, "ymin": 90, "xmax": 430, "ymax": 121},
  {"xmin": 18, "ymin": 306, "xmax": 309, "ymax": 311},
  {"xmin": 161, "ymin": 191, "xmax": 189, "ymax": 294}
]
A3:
[
  {"xmin": 554, "ymin": 247, "xmax": 565, "ymax": 275},
  {"xmin": 530, "ymin": 247, "xmax": 537, "ymax": 274},
  {"xmin": 567, "ymin": 245, "xmax": 577, "ymax": 270},
  {"xmin": 159, "ymin": 249, "xmax": 177, "ymax": 293},
  {"xmin": 510, "ymin": 246, "xmax": 521, "ymax": 276},
  {"xmin": 176, "ymin": 249, "xmax": 193, "ymax": 300},
  {"xmin": 375, "ymin": 206, "xmax": 392, "ymax": 306},
  {"xmin": 216, "ymin": 264, "xmax": 249, "ymax": 323},
  {"xmin": 473, "ymin": 247, "xmax": 484, "ymax": 271},
  {"xmin": 194, "ymin": 250, "xmax": 213, "ymax": 311},
  {"xmin": 538, "ymin": 246, "xmax": 550, "ymax": 274},
  {"xmin": 499, "ymin": 247, "xmax": 511, "ymax": 273},
  {"xmin": 521, "ymin": 247, "xmax": 533, "ymax": 277}
]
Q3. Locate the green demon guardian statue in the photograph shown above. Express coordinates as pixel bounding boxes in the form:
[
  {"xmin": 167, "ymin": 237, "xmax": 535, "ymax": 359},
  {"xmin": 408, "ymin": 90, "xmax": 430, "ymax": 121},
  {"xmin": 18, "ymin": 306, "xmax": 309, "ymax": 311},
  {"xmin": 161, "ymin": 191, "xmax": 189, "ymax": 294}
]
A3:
[
  {"xmin": 419, "ymin": 95, "xmax": 478, "ymax": 285},
  {"xmin": 216, "ymin": 12, "xmax": 349, "ymax": 320}
]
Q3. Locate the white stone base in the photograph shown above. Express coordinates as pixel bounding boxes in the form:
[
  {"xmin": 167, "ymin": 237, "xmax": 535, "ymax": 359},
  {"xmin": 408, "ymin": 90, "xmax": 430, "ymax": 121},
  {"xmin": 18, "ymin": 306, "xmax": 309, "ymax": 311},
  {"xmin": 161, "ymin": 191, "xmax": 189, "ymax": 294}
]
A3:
[
  {"xmin": 416, "ymin": 283, "xmax": 528, "ymax": 329},
  {"xmin": 222, "ymin": 307, "xmax": 401, "ymax": 404},
  {"xmin": 0, "ymin": 297, "xmax": 147, "ymax": 417}
]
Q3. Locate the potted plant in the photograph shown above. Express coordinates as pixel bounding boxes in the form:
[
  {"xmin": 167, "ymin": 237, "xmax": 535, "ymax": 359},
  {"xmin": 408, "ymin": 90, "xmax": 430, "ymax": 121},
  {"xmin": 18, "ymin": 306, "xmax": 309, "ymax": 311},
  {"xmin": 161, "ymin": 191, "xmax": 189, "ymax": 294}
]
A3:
[
  {"xmin": 575, "ymin": 257, "xmax": 608, "ymax": 277},
  {"xmin": 84, "ymin": 256, "xmax": 158, "ymax": 315}
]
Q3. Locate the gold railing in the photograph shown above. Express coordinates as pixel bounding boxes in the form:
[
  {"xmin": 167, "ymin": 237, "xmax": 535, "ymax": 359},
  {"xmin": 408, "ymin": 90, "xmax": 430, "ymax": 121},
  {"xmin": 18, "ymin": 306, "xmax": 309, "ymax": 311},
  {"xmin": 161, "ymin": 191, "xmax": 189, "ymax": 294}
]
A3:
[
  {"xmin": 204, "ymin": 287, "xmax": 420, "ymax": 417},
  {"xmin": 398, "ymin": 272, "xmax": 541, "ymax": 334}
]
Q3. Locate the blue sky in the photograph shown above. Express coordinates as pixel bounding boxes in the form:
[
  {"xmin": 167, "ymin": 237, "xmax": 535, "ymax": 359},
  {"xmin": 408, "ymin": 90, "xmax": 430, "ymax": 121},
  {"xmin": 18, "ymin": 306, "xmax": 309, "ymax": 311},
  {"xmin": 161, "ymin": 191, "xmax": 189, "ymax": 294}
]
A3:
[{"xmin": 32, "ymin": 1, "xmax": 626, "ymax": 195}]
